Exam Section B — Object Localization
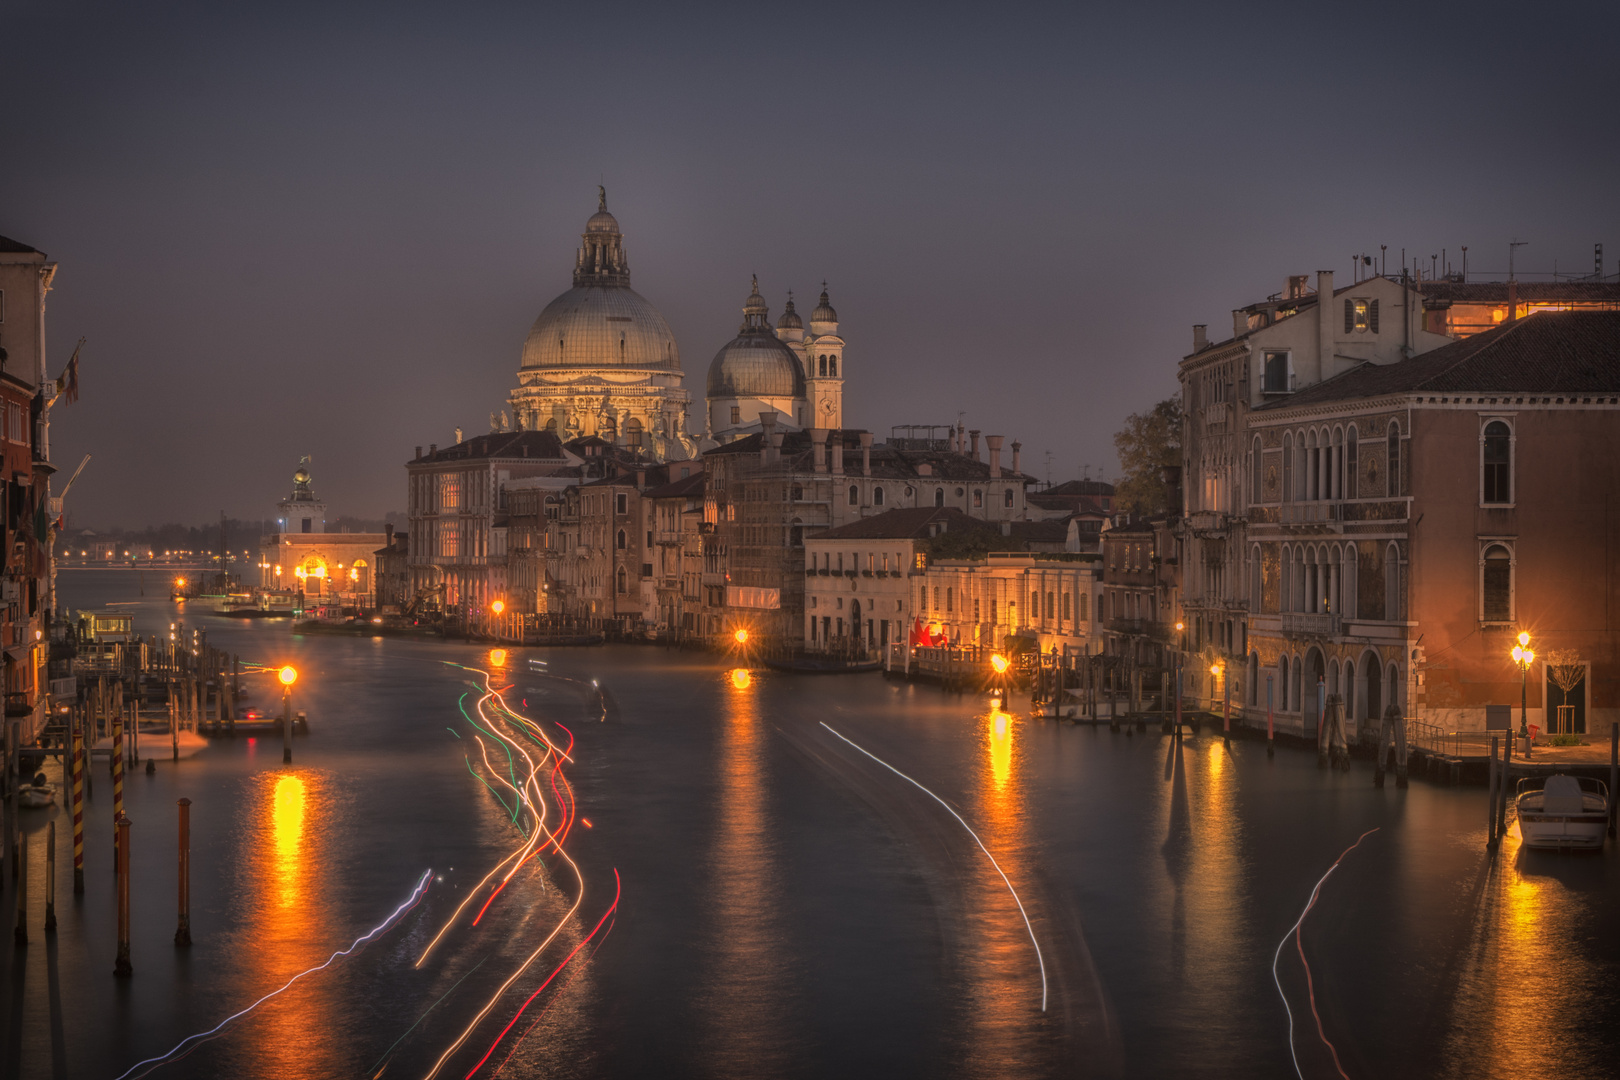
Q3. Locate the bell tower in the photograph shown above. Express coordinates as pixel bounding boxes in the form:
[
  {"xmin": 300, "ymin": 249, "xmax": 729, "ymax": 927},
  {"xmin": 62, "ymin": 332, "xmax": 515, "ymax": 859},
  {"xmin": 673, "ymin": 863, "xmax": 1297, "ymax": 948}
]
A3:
[{"xmin": 804, "ymin": 283, "xmax": 844, "ymax": 429}]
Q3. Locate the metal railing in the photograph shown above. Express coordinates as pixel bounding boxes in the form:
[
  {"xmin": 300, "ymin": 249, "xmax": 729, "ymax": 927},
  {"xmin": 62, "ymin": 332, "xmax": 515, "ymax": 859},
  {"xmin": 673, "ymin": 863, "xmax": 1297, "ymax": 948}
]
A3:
[{"xmin": 1408, "ymin": 720, "xmax": 1501, "ymax": 759}]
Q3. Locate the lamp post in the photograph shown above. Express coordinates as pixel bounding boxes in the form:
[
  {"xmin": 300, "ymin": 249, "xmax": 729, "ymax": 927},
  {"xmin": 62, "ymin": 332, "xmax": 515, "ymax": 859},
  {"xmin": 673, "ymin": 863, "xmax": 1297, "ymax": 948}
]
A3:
[
  {"xmin": 1511, "ymin": 631, "xmax": 1534, "ymax": 742},
  {"xmin": 491, "ymin": 599, "xmax": 506, "ymax": 643},
  {"xmin": 1174, "ymin": 620, "xmax": 1185, "ymax": 736},
  {"xmin": 278, "ymin": 666, "xmax": 297, "ymax": 764}
]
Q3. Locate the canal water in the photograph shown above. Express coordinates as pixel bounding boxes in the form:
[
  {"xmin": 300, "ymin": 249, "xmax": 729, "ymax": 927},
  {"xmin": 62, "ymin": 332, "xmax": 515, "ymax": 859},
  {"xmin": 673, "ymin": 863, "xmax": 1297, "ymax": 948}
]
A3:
[{"xmin": 3, "ymin": 568, "xmax": 1618, "ymax": 1078}]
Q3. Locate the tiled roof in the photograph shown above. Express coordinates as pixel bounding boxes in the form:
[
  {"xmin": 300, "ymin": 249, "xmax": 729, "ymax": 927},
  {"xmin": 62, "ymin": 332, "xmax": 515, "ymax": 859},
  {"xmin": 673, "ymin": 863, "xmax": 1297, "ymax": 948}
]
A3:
[
  {"xmin": 0, "ymin": 235, "xmax": 40, "ymax": 254},
  {"xmin": 1042, "ymin": 479, "xmax": 1115, "ymax": 497},
  {"xmin": 410, "ymin": 431, "xmax": 566, "ymax": 464},
  {"xmin": 1253, "ymin": 310, "xmax": 1620, "ymax": 410},
  {"xmin": 810, "ymin": 507, "xmax": 1001, "ymax": 541},
  {"xmin": 705, "ymin": 430, "xmax": 1034, "ymax": 484},
  {"xmin": 643, "ymin": 471, "xmax": 706, "ymax": 499}
]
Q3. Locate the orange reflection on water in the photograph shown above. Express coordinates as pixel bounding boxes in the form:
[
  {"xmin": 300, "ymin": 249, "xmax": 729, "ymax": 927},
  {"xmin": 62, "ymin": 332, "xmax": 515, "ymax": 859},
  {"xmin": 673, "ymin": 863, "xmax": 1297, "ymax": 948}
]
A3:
[
  {"xmin": 246, "ymin": 769, "xmax": 337, "ymax": 1079},
  {"xmin": 986, "ymin": 704, "xmax": 1013, "ymax": 793},
  {"xmin": 272, "ymin": 774, "xmax": 306, "ymax": 907},
  {"xmin": 702, "ymin": 663, "xmax": 790, "ymax": 1076}
]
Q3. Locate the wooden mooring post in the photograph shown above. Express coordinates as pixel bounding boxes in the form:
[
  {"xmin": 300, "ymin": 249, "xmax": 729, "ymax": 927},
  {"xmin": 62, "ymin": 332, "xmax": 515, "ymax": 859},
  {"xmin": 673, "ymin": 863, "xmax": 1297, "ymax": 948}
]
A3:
[
  {"xmin": 1496, "ymin": 733, "xmax": 1512, "ymax": 840},
  {"xmin": 175, "ymin": 798, "xmax": 192, "ymax": 946},
  {"xmin": 44, "ymin": 820, "xmax": 56, "ymax": 933},
  {"xmin": 114, "ymin": 812, "xmax": 132, "ymax": 977},
  {"xmin": 1486, "ymin": 735, "xmax": 1500, "ymax": 848},
  {"xmin": 1610, "ymin": 724, "xmax": 1618, "ymax": 838}
]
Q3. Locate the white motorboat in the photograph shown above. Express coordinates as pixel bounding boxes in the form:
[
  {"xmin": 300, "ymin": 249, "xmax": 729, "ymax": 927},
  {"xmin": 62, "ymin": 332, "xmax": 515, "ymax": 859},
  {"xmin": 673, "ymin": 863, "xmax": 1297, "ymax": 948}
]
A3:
[
  {"xmin": 18, "ymin": 781, "xmax": 55, "ymax": 808},
  {"xmin": 1516, "ymin": 774, "xmax": 1609, "ymax": 851}
]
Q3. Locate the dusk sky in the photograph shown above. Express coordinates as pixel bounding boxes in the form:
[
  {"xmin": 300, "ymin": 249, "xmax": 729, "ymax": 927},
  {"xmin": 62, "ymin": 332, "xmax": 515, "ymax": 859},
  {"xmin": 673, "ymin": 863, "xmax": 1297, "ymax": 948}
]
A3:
[{"xmin": 4, "ymin": 2, "xmax": 1616, "ymax": 528}]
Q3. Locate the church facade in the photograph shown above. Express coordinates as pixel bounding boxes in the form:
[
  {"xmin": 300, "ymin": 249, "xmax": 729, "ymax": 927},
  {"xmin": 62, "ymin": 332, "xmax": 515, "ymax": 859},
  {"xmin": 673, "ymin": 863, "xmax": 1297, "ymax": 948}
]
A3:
[{"xmin": 505, "ymin": 192, "xmax": 846, "ymax": 458}]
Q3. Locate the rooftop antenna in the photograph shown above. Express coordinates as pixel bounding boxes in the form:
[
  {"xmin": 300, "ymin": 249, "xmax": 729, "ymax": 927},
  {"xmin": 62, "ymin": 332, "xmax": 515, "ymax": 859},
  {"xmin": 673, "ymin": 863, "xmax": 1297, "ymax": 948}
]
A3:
[
  {"xmin": 1043, "ymin": 449, "xmax": 1055, "ymax": 487},
  {"xmin": 1381, "ymin": 245, "xmax": 1387, "ymax": 276},
  {"xmin": 1461, "ymin": 245, "xmax": 1468, "ymax": 281},
  {"xmin": 1509, "ymin": 239, "xmax": 1529, "ymax": 281},
  {"xmin": 1597, "ymin": 243, "xmax": 1605, "ymax": 280}
]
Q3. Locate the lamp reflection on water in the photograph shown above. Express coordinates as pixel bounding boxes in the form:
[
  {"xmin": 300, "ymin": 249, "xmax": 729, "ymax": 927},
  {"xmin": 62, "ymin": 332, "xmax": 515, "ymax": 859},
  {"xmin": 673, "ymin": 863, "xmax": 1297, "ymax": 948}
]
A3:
[
  {"xmin": 987, "ymin": 704, "xmax": 1013, "ymax": 793},
  {"xmin": 729, "ymin": 668, "xmax": 752, "ymax": 690},
  {"xmin": 272, "ymin": 774, "xmax": 306, "ymax": 907}
]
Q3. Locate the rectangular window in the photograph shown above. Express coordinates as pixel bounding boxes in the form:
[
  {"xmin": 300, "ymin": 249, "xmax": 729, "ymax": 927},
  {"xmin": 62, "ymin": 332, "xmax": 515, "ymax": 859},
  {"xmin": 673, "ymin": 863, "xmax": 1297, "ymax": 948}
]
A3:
[
  {"xmin": 617, "ymin": 493, "xmax": 628, "ymax": 514},
  {"xmin": 1387, "ymin": 425, "xmax": 1401, "ymax": 497},
  {"xmin": 1263, "ymin": 352, "xmax": 1289, "ymax": 393}
]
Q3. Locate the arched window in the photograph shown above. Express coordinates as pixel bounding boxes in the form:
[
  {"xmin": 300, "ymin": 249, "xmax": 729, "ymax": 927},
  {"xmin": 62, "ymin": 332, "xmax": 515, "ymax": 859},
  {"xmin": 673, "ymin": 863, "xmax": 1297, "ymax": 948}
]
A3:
[
  {"xmin": 1282, "ymin": 545, "xmax": 1293, "ymax": 612},
  {"xmin": 615, "ymin": 567, "xmax": 627, "ymax": 594},
  {"xmin": 818, "ymin": 355, "xmax": 827, "ymax": 376},
  {"xmin": 1282, "ymin": 432, "xmax": 1293, "ymax": 502},
  {"xmin": 1292, "ymin": 656, "xmax": 1302, "ymax": 711},
  {"xmin": 1251, "ymin": 543, "xmax": 1263, "ymax": 611},
  {"xmin": 1341, "ymin": 545, "xmax": 1357, "ymax": 620},
  {"xmin": 623, "ymin": 417, "xmax": 643, "ymax": 447},
  {"xmin": 1331, "ymin": 427, "xmax": 1344, "ymax": 499},
  {"xmin": 1387, "ymin": 421, "xmax": 1401, "ymax": 497},
  {"xmin": 1004, "ymin": 488, "xmax": 1014, "ymax": 508},
  {"xmin": 1251, "ymin": 436, "xmax": 1263, "ymax": 505},
  {"xmin": 1249, "ymin": 652, "xmax": 1260, "ymax": 706},
  {"xmin": 1061, "ymin": 593, "xmax": 1071, "ymax": 621},
  {"xmin": 828, "ymin": 355, "xmax": 837, "ymax": 376},
  {"xmin": 1307, "ymin": 429, "xmax": 1319, "ymax": 500},
  {"xmin": 616, "ymin": 529, "xmax": 627, "ymax": 550},
  {"xmin": 1345, "ymin": 425, "xmax": 1358, "ymax": 499},
  {"xmin": 934, "ymin": 488, "xmax": 945, "ymax": 508},
  {"xmin": 1482, "ymin": 543, "xmax": 1512, "ymax": 622},
  {"xmin": 848, "ymin": 484, "xmax": 859, "ymax": 506},
  {"xmin": 1482, "ymin": 420, "xmax": 1512, "ymax": 503},
  {"xmin": 873, "ymin": 487, "xmax": 885, "ymax": 506},
  {"xmin": 1386, "ymin": 542, "xmax": 1403, "ymax": 621}
]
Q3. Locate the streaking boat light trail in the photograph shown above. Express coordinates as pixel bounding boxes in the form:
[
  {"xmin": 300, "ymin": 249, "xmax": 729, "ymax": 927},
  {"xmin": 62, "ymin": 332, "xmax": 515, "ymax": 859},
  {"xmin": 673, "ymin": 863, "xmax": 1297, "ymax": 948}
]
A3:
[
  {"xmin": 112, "ymin": 870, "xmax": 432, "ymax": 1080},
  {"xmin": 1272, "ymin": 827, "xmax": 1378, "ymax": 1080},
  {"xmin": 416, "ymin": 662, "xmax": 616, "ymax": 1080},
  {"xmin": 819, "ymin": 721, "xmax": 1048, "ymax": 1012}
]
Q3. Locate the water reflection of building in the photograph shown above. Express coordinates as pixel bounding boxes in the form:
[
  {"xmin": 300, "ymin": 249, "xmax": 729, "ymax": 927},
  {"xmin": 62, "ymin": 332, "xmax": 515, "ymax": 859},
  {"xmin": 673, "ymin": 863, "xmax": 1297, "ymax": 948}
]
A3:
[{"xmin": 258, "ymin": 461, "xmax": 386, "ymax": 605}]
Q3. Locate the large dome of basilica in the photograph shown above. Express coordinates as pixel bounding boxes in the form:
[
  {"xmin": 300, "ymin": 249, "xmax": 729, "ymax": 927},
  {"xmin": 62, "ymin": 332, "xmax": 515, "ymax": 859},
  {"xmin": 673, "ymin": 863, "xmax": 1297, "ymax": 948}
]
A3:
[
  {"xmin": 521, "ymin": 286, "xmax": 681, "ymax": 372},
  {"xmin": 518, "ymin": 193, "xmax": 681, "ymax": 374}
]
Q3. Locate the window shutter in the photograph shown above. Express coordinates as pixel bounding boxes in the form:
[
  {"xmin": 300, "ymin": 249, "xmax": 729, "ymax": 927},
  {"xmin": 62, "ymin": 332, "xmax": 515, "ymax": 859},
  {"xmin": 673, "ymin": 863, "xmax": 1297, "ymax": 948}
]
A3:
[
  {"xmin": 1369, "ymin": 299, "xmax": 1380, "ymax": 333},
  {"xmin": 1344, "ymin": 299, "xmax": 1354, "ymax": 334}
]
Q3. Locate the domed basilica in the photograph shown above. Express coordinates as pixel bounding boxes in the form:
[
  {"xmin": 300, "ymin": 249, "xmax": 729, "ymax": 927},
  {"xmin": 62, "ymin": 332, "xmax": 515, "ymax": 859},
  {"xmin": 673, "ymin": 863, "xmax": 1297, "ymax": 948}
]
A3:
[{"xmin": 507, "ymin": 192, "xmax": 844, "ymax": 460}]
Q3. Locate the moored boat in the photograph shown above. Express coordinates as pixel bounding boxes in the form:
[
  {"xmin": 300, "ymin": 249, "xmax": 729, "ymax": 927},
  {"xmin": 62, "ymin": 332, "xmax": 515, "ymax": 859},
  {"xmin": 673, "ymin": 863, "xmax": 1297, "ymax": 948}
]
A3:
[{"xmin": 1516, "ymin": 774, "xmax": 1609, "ymax": 851}]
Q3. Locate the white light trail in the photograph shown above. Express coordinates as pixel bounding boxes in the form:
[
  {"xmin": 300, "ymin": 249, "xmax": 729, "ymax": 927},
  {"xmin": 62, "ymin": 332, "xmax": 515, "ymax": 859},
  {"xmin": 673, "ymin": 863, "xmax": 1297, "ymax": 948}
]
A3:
[
  {"xmin": 113, "ymin": 870, "xmax": 433, "ymax": 1080},
  {"xmin": 1272, "ymin": 827, "xmax": 1378, "ymax": 1080},
  {"xmin": 819, "ymin": 721, "xmax": 1048, "ymax": 1012}
]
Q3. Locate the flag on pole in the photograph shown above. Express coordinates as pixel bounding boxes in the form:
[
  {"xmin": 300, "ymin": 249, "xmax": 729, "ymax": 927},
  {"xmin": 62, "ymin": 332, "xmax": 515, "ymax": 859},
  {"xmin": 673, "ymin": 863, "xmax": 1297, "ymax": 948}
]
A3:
[{"xmin": 53, "ymin": 338, "xmax": 83, "ymax": 404}]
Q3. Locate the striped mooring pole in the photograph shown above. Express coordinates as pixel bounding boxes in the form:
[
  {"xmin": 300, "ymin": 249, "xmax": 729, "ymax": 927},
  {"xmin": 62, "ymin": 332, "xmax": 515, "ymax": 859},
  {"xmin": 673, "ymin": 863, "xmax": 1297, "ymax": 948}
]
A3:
[
  {"xmin": 72, "ymin": 726, "xmax": 85, "ymax": 894},
  {"xmin": 112, "ymin": 715, "xmax": 125, "ymax": 875}
]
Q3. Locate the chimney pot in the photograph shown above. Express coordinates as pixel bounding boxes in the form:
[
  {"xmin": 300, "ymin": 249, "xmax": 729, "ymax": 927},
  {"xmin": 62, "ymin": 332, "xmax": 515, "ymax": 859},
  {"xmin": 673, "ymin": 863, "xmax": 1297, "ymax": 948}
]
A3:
[
  {"xmin": 1232, "ymin": 309, "xmax": 1248, "ymax": 339},
  {"xmin": 859, "ymin": 431, "xmax": 872, "ymax": 476},
  {"xmin": 1011, "ymin": 440, "xmax": 1022, "ymax": 476},
  {"xmin": 968, "ymin": 430, "xmax": 980, "ymax": 460},
  {"xmin": 1192, "ymin": 325, "xmax": 1207, "ymax": 352},
  {"xmin": 986, "ymin": 435, "xmax": 1004, "ymax": 479},
  {"xmin": 415, "ymin": 446, "xmax": 422, "ymax": 460},
  {"xmin": 430, "ymin": 444, "xmax": 437, "ymax": 455}
]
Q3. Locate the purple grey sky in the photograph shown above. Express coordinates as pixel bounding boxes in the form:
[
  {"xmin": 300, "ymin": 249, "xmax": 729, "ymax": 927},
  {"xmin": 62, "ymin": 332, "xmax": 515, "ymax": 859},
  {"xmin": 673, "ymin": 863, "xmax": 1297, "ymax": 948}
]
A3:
[{"xmin": 4, "ymin": 2, "xmax": 1616, "ymax": 527}]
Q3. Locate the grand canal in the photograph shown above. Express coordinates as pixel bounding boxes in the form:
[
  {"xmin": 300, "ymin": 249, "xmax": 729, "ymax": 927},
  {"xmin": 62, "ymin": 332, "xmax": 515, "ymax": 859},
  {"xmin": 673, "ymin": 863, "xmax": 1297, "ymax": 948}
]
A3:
[{"xmin": 3, "ymin": 569, "xmax": 1618, "ymax": 1078}]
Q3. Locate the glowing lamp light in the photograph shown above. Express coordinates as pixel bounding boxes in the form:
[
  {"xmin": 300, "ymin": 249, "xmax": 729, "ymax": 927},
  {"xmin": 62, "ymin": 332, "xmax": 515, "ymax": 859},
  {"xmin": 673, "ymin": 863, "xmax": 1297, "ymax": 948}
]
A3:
[
  {"xmin": 733, "ymin": 628, "xmax": 749, "ymax": 645},
  {"xmin": 1175, "ymin": 621, "xmax": 1185, "ymax": 632},
  {"xmin": 489, "ymin": 648, "xmax": 508, "ymax": 668},
  {"xmin": 730, "ymin": 668, "xmax": 752, "ymax": 690},
  {"xmin": 278, "ymin": 666, "xmax": 298, "ymax": 687},
  {"xmin": 990, "ymin": 653, "xmax": 1010, "ymax": 674},
  {"xmin": 1517, "ymin": 630, "xmax": 1531, "ymax": 648},
  {"xmin": 175, "ymin": 577, "xmax": 185, "ymax": 588},
  {"xmin": 1210, "ymin": 663, "xmax": 1223, "ymax": 677},
  {"xmin": 491, "ymin": 599, "xmax": 506, "ymax": 616},
  {"xmin": 371, "ymin": 616, "xmax": 383, "ymax": 624}
]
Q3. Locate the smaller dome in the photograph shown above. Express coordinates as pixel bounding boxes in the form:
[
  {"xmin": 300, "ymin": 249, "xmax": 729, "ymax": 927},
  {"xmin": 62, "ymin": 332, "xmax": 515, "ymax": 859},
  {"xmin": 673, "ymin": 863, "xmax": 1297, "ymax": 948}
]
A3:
[
  {"xmin": 293, "ymin": 466, "xmax": 311, "ymax": 486},
  {"xmin": 776, "ymin": 293, "xmax": 803, "ymax": 330},
  {"xmin": 812, "ymin": 283, "xmax": 838, "ymax": 324},
  {"xmin": 586, "ymin": 186, "xmax": 620, "ymax": 233}
]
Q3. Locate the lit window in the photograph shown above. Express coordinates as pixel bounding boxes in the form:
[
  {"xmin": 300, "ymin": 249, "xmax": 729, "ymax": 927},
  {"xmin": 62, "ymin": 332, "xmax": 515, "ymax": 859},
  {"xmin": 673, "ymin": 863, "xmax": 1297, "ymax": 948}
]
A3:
[{"xmin": 1346, "ymin": 298, "xmax": 1379, "ymax": 333}]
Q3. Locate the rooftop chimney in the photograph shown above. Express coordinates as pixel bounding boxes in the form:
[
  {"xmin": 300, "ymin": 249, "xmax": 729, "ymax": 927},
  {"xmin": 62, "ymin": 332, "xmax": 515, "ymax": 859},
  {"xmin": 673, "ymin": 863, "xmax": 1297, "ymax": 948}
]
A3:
[
  {"xmin": 1192, "ymin": 325, "xmax": 1207, "ymax": 352},
  {"xmin": 1011, "ymin": 441, "xmax": 1022, "ymax": 476},
  {"xmin": 1317, "ymin": 270, "xmax": 1334, "ymax": 363},
  {"xmin": 831, "ymin": 431, "xmax": 845, "ymax": 475},
  {"xmin": 812, "ymin": 428, "xmax": 828, "ymax": 473},
  {"xmin": 1288, "ymin": 275, "xmax": 1309, "ymax": 299},
  {"xmin": 429, "ymin": 443, "xmax": 437, "ymax": 455},
  {"xmin": 385, "ymin": 523, "xmax": 394, "ymax": 544},
  {"xmin": 986, "ymin": 435, "xmax": 1004, "ymax": 479},
  {"xmin": 917, "ymin": 462, "xmax": 933, "ymax": 476},
  {"xmin": 415, "ymin": 446, "xmax": 422, "ymax": 460},
  {"xmin": 1507, "ymin": 279, "xmax": 1518, "ymax": 322},
  {"xmin": 1232, "ymin": 309, "xmax": 1248, "ymax": 339},
  {"xmin": 760, "ymin": 412, "xmax": 777, "ymax": 464},
  {"xmin": 968, "ymin": 430, "xmax": 980, "ymax": 460},
  {"xmin": 859, "ymin": 431, "xmax": 872, "ymax": 476}
]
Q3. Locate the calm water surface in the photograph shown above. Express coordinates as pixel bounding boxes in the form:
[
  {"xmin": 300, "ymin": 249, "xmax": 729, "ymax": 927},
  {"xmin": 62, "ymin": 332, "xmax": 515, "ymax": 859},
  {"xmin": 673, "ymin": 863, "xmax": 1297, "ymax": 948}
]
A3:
[{"xmin": 2, "ymin": 569, "xmax": 1616, "ymax": 1078}]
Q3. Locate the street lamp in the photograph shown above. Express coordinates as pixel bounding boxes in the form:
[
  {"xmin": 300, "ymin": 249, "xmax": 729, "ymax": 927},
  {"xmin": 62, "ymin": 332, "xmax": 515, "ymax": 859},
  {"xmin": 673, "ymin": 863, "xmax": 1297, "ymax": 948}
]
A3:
[
  {"xmin": 1511, "ymin": 631, "xmax": 1534, "ymax": 741},
  {"xmin": 278, "ymin": 665, "xmax": 298, "ymax": 764}
]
